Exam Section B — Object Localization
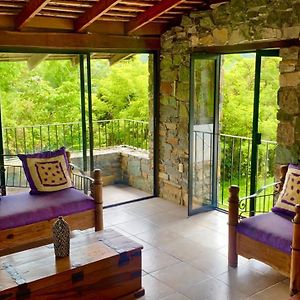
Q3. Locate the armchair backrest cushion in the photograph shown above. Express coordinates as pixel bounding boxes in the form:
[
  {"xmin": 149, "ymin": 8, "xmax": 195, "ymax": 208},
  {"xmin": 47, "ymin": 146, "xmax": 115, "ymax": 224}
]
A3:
[
  {"xmin": 18, "ymin": 147, "xmax": 73, "ymax": 194},
  {"xmin": 272, "ymin": 163, "xmax": 300, "ymax": 217}
]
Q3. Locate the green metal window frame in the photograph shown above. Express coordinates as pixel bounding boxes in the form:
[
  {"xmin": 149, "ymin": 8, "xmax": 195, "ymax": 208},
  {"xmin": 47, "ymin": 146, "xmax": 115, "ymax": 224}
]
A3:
[
  {"xmin": 0, "ymin": 49, "xmax": 160, "ymax": 204},
  {"xmin": 188, "ymin": 53, "xmax": 221, "ymax": 216}
]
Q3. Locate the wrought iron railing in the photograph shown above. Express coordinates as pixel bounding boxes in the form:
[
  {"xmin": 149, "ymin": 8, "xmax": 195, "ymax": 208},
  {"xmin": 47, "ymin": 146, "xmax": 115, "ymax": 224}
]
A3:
[
  {"xmin": 191, "ymin": 130, "xmax": 277, "ymax": 213},
  {"xmin": 3, "ymin": 119, "xmax": 149, "ymax": 155},
  {"xmin": 2, "ymin": 122, "xmax": 277, "ymax": 214},
  {"xmin": 218, "ymin": 133, "xmax": 277, "ymax": 212}
]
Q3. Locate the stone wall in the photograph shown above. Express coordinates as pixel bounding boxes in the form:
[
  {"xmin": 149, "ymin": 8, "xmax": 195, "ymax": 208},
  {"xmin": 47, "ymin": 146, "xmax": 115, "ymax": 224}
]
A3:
[
  {"xmin": 159, "ymin": 0, "xmax": 300, "ymax": 204},
  {"xmin": 276, "ymin": 46, "xmax": 300, "ymax": 175},
  {"xmin": 71, "ymin": 147, "xmax": 153, "ymax": 193}
]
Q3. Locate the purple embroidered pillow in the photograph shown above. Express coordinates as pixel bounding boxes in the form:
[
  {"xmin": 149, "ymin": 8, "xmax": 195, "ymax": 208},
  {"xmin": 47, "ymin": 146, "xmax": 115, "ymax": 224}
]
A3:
[
  {"xmin": 272, "ymin": 164, "xmax": 300, "ymax": 217},
  {"xmin": 18, "ymin": 147, "xmax": 73, "ymax": 194}
]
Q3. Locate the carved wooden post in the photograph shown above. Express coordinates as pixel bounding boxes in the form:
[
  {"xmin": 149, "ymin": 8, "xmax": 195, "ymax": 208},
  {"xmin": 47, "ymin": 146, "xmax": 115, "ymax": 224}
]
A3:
[
  {"xmin": 290, "ymin": 205, "xmax": 300, "ymax": 296},
  {"xmin": 228, "ymin": 185, "xmax": 239, "ymax": 268},
  {"xmin": 93, "ymin": 169, "xmax": 103, "ymax": 231}
]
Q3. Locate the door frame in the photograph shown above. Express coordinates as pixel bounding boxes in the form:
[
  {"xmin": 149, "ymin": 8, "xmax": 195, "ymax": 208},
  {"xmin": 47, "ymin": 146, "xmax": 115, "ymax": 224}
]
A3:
[
  {"xmin": 249, "ymin": 49, "xmax": 279, "ymax": 215},
  {"xmin": 188, "ymin": 53, "xmax": 221, "ymax": 216}
]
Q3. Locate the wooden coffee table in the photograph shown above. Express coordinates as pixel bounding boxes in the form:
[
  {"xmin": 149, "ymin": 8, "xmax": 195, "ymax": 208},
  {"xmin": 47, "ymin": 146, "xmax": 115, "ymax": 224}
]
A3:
[{"xmin": 0, "ymin": 229, "xmax": 144, "ymax": 300}]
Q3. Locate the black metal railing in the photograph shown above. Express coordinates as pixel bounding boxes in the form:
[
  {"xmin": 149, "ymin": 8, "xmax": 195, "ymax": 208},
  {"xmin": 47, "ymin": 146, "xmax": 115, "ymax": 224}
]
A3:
[
  {"xmin": 218, "ymin": 133, "xmax": 277, "ymax": 212},
  {"xmin": 2, "ymin": 122, "xmax": 277, "ymax": 214},
  {"xmin": 3, "ymin": 119, "xmax": 149, "ymax": 155}
]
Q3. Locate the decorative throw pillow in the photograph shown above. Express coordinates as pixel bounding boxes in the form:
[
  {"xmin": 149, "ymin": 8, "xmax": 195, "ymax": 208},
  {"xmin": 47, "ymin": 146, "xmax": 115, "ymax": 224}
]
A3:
[
  {"xmin": 272, "ymin": 164, "xmax": 300, "ymax": 217},
  {"xmin": 18, "ymin": 147, "xmax": 73, "ymax": 194}
]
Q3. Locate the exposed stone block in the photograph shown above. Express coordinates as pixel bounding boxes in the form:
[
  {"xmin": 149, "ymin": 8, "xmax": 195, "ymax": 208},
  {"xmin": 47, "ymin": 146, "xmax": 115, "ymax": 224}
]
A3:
[
  {"xmin": 277, "ymin": 122, "xmax": 295, "ymax": 145},
  {"xmin": 167, "ymin": 129, "xmax": 178, "ymax": 138},
  {"xmin": 229, "ymin": 29, "xmax": 248, "ymax": 44},
  {"xmin": 175, "ymin": 81, "xmax": 189, "ymax": 101},
  {"xmin": 282, "ymin": 26, "xmax": 300, "ymax": 39},
  {"xmin": 127, "ymin": 160, "xmax": 141, "ymax": 177},
  {"xmin": 277, "ymin": 110, "xmax": 293, "ymax": 122},
  {"xmin": 161, "ymin": 67, "xmax": 178, "ymax": 81},
  {"xmin": 280, "ymin": 71, "xmax": 300, "ymax": 87},
  {"xmin": 159, "ymin": 172, "xmax": 169, "ymax": 180},
  {"xmin": 178, "ymin": 65, "xmax": 190, "ymax": 82},
  {"xmin": 279, "ymin": 60, "xmax": 297, "ymax": 73},
  {"xmin": 199, "ymin": 16, "xmax": 214, "ymax": 29},
  {"xmin": 159, "ymin": 129, "xmax": 167, "ymax": 137},
  {"xmin": 275, "ymin": 144, "xmax": 300, "ymax": 164},
  {"xmin": 212, "ymin": 28, "xmax": 229, "ymax": 45},
  {"xmin": 161, "ymin": 81, "xmax": 174, "ymax": 96},
  {"xmin": 198, "ymin": 35, "xmax": 214, "ymax": 45},
  {"xmin": 278, "ymin": 87, "xmax": 299, "ymax": 114},
  {"xmin": 261, "ymin": 28, "xmax": 282, "ymax": 39},
  {"xmin": 165, "ymin": 123, "xmax": 177, "ymax": 130},
  {"xmin": 280, "ymin": 47, "xmax": 299, "ymax": 60},
  {"xmin": 167, "ymin": 137, "xmax": 179, "ymax": 145}
]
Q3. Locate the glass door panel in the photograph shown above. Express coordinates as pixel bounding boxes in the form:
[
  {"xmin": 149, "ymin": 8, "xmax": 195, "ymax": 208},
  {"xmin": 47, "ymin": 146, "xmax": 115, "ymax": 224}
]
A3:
[{"xmin": 188, "ymin": 55, "xmax": 220, "ymax": 215}]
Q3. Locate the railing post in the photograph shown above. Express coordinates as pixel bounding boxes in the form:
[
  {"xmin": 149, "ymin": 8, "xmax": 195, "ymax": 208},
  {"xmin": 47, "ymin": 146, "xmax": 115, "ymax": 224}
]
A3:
[
  {"xmin": 93, "ymin": 169, "xmax": 103, "ymax": 231},
  {"xmin": 290, "ymin": 205, "xmax": 300, "ymax": 296},
  {"xmin": 228, "ymin": 185, "xmax": 239, "ymax": 268}
]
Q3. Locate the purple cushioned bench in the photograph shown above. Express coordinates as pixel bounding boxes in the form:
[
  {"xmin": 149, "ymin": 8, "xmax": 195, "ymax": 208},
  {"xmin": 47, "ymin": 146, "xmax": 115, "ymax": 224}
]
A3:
[
  {"xmin": 236, "ymin": 212, "xmax": 293, "ymax": 254},
  {"xmin": 0, "ymin": 188, "xmax": 95, "ymax": 230}
]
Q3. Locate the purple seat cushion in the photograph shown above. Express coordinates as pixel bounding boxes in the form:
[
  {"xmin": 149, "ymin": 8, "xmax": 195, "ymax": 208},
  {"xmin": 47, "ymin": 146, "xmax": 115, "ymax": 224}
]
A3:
[
  {"xmin": 0, "ymin": 188, "xmax": 95, "ymax": 230},
  {"xmin": 236, "ymin": 212, "xmax": 293, "ymax": 254}
]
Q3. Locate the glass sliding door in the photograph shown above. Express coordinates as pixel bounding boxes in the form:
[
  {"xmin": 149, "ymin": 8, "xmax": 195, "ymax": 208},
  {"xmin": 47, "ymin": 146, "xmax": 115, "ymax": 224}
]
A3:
[{"xmin": 188, "ymin": 54, "xmax": 220, "ymax": 216}]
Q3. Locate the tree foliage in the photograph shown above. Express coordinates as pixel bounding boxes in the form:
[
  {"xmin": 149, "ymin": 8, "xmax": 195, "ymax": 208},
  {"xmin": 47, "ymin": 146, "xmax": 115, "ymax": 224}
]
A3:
[
  {"xmin": 0, "ymin": 55, "xmax": 149, "ymax": 129},
  {"xmin": 221, "ymin": 54, "xmax": 279, "ymax": 141}
]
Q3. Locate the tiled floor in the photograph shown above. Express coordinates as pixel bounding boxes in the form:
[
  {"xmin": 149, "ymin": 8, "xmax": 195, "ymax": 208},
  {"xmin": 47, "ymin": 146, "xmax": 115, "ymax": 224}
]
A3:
[{"xmin": 103, "ymin": 197, "xmax": 290, "ymax": 300}]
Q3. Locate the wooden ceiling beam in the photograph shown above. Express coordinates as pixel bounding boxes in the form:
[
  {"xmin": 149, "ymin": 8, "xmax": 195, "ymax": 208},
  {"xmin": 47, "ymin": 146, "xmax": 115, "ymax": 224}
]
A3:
[
  {"xmin": 74, "ymin": 0, "xmax": 123, "ymax": 32},
  {"xmin": 27, "ymin": 54, "xmax": 49, "ymax": 70},
  {"xmin": 126, "ymin": 0, "xmax": 185, "ymax": 34},
  {"xmin": 0, "ymin": 16, "xmax": 165, "ymax": 36},
  {"xmin": 0, "ymin": 31, "xmax": 160, "ymax": 52},
  {"xmin": 15, "ymin": 0, "xmax": 52, "ymax": 30},
  {"xmin": 109, "ymin": 54, "xmax": 133, "ymax": 65}
]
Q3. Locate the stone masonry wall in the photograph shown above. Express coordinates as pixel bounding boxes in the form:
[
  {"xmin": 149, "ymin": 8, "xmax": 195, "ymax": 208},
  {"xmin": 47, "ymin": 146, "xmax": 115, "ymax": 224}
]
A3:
[
  {"xmin": 71, "ymin": 147, "xmax": 152, "ymax": 193},
  {"xmin": 276, "ymin": 47, "xmax": 300, "ymax": 175},
  {"xmin": 159, "ymin": 0, "xmax": 300, "ymax": 204}
]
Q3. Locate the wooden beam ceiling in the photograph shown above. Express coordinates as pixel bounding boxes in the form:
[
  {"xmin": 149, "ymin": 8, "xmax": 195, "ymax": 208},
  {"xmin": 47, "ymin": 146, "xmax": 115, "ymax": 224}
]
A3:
[
  {"xmin": 15, "ymin": 0, "xmax": 52, "ymax": 30},
  {"xmin": 0, "ymin": 31, "xmax": 160, "ymax": 52},
  {"xmin": 126, "ymin": 0, "xmax": 186, "ymax": 34},
  {"xmin": 27, "ymin": 54, "xmax": 49, "ymax": 70},
  {"xmin": 109, "ymin": 54, "xmax": 133, "ymax": 65},
  {"xmin": 74, "ymin": 0, "xmax": 123, "ymax": 32}
]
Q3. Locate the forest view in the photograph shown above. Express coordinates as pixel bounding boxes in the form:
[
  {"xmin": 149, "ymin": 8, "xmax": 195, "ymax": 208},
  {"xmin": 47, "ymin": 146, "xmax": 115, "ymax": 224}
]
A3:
[
  {"xmin": 0, "ymin": 55, "xmax": 149, "ymax": 128},
  {"xmin": 0, "ymin": 53, "xmax": 280, "ymax": 209}
]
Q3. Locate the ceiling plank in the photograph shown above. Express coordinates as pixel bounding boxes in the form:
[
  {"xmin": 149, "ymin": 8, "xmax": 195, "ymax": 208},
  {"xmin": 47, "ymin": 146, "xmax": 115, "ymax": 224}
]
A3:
[
  {"xmin": 15, "ymin": 0, "xmax": 52, "ymax": 30},
  {"xmin": 74, "ymin": 0, "xmax": 123, "ymax": 32},
  {"xmin": 27, "ymin": 54, "xmax": 49, "ymax": 70},
  {"xmin": 109, "ymin": 54, "xmax": 133, "ymax": 65},
  {"xmin": 126, "ymin": 0, "xmax": 185, "ymax": 34},
  {"xmin": 0, "ymin": 31, "xmax": 160, "ymax": 52}
]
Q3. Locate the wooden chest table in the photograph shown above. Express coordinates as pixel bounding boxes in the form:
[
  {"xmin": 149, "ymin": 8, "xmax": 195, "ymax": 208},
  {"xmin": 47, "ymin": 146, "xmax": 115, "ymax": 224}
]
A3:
[{"xmin": 0, "ymin": 229, "xmax": 144, "ymax": 300}]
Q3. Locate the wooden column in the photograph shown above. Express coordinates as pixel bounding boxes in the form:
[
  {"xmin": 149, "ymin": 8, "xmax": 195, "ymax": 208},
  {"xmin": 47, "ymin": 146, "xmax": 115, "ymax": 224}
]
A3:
[
  {"xmin": 228, "ymin": 185, "xmax": 240, "ymax": 268},
  {"xmin": 93, "ymin": 169, "xmax": 103, "ymax": 231},
  {"xmin": 290, "ymin": 205, "xmax": 300, "ymax": 296}
]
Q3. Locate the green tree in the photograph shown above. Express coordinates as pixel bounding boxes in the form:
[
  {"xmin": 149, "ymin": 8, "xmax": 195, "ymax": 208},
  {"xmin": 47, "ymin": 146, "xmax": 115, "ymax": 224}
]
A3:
[{"xmin": 93, "ymin": 56, "xmax": 149, "ymax": 121}]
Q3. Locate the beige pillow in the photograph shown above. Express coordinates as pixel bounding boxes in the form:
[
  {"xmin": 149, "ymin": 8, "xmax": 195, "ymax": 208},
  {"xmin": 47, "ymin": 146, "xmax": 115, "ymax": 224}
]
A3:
[
  {"xmin": 18, "ymin": 147, "xmax": 73, "ymax": 194},
  {"xmin": 272, "ymin": 164, "xmax": 300, "ymax": 217}
]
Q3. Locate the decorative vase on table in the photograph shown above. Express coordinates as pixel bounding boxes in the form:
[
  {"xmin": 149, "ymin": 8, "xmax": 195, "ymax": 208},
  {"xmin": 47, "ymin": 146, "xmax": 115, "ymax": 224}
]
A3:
[{"xmin": 53, "ymin": 216, "xmax": 70, "ymax": 258}]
